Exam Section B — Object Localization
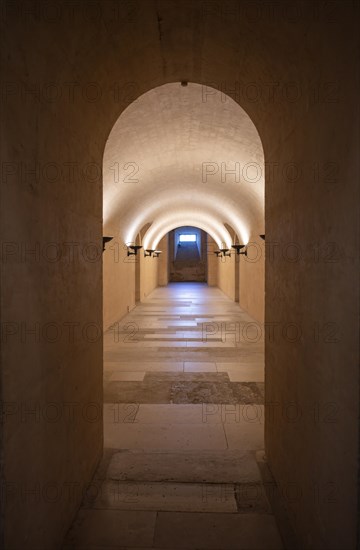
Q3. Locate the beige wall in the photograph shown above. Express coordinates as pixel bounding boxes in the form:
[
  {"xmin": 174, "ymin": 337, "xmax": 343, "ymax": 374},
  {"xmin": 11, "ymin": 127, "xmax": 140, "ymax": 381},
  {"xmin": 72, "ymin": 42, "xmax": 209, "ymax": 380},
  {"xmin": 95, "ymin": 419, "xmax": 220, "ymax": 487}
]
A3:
[
  {"xmin": 214, "ymin": 242, "xmax": 263, "ymax": 325},
  {"xmin": 217, "ymin": 254, "xmax": 236, "ymax": 302},
  {"xmin": 140, "ymin": 253, "xmax": 158, "ymax": 300},
  {"xmin": 158, "ymin": 235, "xmax": 169, "ymax": 286},
  {"xmin": 239, "ymin": 234, "xmax": 265, "ymax": 323},
  {"xmin": 103, "ymin": 232, "xmax": 136, "ymax": 329},
  {"xmin": 208, "ymin": 234, "xmax": 264, "ymax": 324},
  {"xmin": 104, "ymin": 237, "xmax": 159, "ymax": 328},
  {"xmin": 1, "ymin": 2, "xmax": 358, "ymax": 549},
  {"xmin": 207, "ymin": 236, "xmax": 217, "ymax": 287}
]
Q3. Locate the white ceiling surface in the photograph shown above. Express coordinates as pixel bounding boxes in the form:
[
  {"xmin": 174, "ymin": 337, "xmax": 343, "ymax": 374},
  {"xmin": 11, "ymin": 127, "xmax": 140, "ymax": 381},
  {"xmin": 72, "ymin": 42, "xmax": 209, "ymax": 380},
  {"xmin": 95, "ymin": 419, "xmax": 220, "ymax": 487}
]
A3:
[{"xmin": 103, "ymin": 83, "xmax": 264, "ymax": 248}]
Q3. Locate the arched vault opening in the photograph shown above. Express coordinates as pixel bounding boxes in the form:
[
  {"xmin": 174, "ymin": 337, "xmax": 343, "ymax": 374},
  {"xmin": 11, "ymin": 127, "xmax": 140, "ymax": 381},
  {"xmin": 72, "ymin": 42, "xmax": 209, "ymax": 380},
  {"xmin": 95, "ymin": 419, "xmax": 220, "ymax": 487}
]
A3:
[
  {"xmin": 103, "ymin": 82, "xmax": 264, "ymax": 253},
  {"xmin": 103, "ymin": 81, "xmax": 265, "ymax": 326}
]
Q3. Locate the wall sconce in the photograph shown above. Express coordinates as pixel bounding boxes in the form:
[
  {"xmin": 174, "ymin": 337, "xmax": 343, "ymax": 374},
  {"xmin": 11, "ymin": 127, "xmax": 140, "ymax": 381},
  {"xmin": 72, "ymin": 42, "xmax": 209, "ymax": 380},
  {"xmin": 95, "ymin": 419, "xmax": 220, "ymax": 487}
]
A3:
[
  {"xmin": 154, "ymin": 250, "xmax": 162, "ymax": 258},
  {"xmin": 232, "ymin": 244, "xmax": 247, "ymax": 256},
  {"xmin": 103, "ymin": 236, "xmax": 114, "ymax": 252},
  {"xmin": 214, "ymin": 248, "xmax": 231, "ymax": 258},
  {"xmin": 127, "ymin": 245, "xmax": 143, "ymax": 256},
  {"xmin": 259, "ymin": 235, "xmax": 265, "ymax": 240},
  {"xmin": 144, "ymin": 249, "xmax": 155, "ymax": 257}
]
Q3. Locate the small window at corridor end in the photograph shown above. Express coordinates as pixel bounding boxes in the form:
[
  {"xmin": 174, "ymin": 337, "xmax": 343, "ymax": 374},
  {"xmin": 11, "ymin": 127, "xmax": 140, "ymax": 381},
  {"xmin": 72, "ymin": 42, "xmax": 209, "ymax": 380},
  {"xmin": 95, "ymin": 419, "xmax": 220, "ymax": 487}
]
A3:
[{"xmin": 179, "ymin": 234, "xmax": 197, "ymax": 242}]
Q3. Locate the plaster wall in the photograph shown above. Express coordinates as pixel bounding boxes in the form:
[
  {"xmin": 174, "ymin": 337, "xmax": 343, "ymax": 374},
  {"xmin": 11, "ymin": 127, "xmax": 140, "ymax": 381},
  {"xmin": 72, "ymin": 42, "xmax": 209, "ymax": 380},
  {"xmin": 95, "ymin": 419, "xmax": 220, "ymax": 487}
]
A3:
[
  {"xmin": 217, "ymin": 254, "xmax": 236, "ymax": 302},
  {"xmin": 239, "ymin": 234, "xmax": 265, "ymax": 323},
  {"xmin": 1, "ymin": 11, "xmax": 105, "ymax": 546},
  {"xmin": 158, "ymin": 235, "xmax": 169, "ymax": 286},
  {"xmin": 207, "ymin": 236, "xmax": 218, "ymax": 287},
  {"xmin": 140, "ymin": 253, "xmax": 158, "ymax": 300},
  {"xmin": 103, "ymin": 233, "xmax": 159, "ymax": 328},
  {"xmin": 264, "ymin": 83, "xmax": 359, "ymax": 550},
  {"xmin": 103, "ymin": 233, "xmax": 136, "ymax": 328}
]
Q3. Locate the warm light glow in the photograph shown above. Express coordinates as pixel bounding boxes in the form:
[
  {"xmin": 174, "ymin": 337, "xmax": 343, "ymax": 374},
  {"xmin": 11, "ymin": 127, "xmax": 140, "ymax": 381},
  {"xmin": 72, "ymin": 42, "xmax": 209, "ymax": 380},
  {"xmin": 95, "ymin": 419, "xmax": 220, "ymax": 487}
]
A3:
[
  {"xmin": 143, "ymin": 212, "xmax": 232, "ymax": 250},
  {"xmin": 103, "ymin": 82, "xmax": 264, "ymax": 248}
]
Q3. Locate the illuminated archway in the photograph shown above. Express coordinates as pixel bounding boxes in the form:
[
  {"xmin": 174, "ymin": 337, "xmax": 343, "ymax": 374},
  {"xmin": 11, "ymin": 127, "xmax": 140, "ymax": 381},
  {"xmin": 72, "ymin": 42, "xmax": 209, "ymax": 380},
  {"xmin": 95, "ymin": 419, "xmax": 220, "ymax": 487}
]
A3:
[{"xmin": 103, "ymin": 82, "xmax": 264, "ymax": 251}]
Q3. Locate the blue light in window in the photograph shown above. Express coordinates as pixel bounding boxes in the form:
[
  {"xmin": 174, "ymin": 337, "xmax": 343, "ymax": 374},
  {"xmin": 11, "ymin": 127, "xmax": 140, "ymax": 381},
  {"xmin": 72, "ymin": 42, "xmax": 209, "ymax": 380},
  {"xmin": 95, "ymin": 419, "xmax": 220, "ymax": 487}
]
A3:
[{"xmin": 179, "ymin": 234, "xmax": 196, "ymax": 242}]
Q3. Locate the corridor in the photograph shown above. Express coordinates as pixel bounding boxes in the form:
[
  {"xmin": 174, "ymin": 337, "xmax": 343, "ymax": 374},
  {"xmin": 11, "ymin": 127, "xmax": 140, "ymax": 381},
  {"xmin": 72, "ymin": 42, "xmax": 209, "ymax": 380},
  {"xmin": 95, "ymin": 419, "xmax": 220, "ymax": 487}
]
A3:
[{"xmin": 63, "ymin": 283, "xmax": 283, "ymax": 549}]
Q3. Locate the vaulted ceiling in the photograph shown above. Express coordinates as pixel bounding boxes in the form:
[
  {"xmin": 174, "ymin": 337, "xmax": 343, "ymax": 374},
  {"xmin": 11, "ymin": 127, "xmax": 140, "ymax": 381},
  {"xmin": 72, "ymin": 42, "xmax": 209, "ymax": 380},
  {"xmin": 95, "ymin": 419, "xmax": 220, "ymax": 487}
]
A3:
[{"xmin": 103, "ymin": 82, "xmax": 264, "ymax": 248}]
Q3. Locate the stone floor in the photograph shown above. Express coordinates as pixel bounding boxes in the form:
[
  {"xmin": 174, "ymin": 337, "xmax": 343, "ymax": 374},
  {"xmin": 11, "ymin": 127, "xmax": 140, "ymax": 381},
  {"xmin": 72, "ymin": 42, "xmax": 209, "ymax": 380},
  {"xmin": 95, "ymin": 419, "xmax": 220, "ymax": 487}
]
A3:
[{"xmin": 63, "ymin": 283, "xmax": 283, "ymax": 549}]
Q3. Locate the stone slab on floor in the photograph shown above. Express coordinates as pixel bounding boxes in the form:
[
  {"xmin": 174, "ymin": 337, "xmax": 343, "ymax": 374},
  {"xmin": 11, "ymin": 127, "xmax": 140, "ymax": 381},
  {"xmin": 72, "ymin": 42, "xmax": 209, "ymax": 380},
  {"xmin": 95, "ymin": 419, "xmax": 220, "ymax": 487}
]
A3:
[
  {"xmin": 107, "ymin": 450, "xmax": 262, "ymax": 483},
  {"xmin": 216, "ymin": 362, "xmax": 264, "ymax": 382},
  {"xmin": 109, "ymin": 372, "xmax": 146, "ymax": 381},
  {"xmin": 230, "ymin": 382, "xmax": 264, "ymax": 404},
  {"xmin": 134, "ymin": 403, "xmax": 216, "ymax": 424},
  {"xmin": 170, "ymin": 381, "xmax": 263, "ymax": 405},
  {"xmin": 235, "ymin": 483, "xmax": 272, "ymax": 513},
  {"xmin": 63, "ymin": 509, "xmax": 156, "ymax": 549},
  {"xmin": 153, "ymin": 511, "xmax": 284, "ymax": 549},
  {"xmin": 104, "ymin": 420, "xmax": 227, "ymax": 451},
  {"xmin": 227, "ymin": 370, "xmax": 264, "ymax": 382},
  {"xmin": 184, "ymin": 361, "xmax": 217, "ymax": 372},
  {"xmin": 144, "ymin": 371, "xmax": 230, "ymax": 383},
  {"xmin": 89, "ymin": 480, "xmax": 237, "ymax": 513},
  {"xmin": 104, "ymin": 381, "xmax": 172, "ymax": 404},
  {"xmin": 104, "ymin": 361, "xmax": 184, "ymax": 372},
  {"xmin": 223, "ymin": 415, "xmax": 264, "ymax": 451},
  {"xmin": 104, "ymin": 374, "xmax": 264, "ymax": 405},
  {"xmin": 170, "ymin": 380, "xmax": 235, "ymax": 404},
  {"xmin": 132, "ymin": 403, "xmax": 263, "ymax": 425},
  {"xmin": 104, "ymin": 350, "xmax": 187, "ymax": 362}
]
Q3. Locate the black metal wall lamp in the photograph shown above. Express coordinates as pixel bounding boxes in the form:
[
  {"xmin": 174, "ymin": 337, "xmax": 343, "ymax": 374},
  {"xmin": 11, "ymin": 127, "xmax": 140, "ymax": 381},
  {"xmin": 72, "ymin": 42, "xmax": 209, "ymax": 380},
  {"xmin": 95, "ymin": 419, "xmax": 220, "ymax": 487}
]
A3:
[
  {"xmin": 103, "ymin": 236, "xmax": 114, "ymax": 252},
  {"xmin": 213, "ymin": 244, "xmax": 248, "ymax": 258},
  {"xmin": 127, "ymin": 245, "xmax": 143, "ymax": 256},
  {"xmin": 232, "ymin": 244, "xmax": 247, "ymax": 256}
]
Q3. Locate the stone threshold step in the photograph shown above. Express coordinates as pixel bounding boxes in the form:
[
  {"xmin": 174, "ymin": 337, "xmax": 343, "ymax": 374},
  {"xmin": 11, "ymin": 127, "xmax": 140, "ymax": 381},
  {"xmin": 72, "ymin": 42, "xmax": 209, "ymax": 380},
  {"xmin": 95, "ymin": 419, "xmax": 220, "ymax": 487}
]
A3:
[
  {"xmin": 83, "ymin": 480, "xmax": 271, "ymax": 515},
  {"xmin": 107, "ymin": 450, "xmax": 262, "ymax": 484}
]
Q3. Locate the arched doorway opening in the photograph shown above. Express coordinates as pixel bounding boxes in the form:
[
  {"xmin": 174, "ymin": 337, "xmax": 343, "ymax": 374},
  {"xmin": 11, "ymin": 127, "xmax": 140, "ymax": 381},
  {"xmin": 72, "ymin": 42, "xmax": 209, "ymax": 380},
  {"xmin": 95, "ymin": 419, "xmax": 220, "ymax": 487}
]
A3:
[
  {"xmin": 168, "ymin": 226, "xmax": 207, "ymax": 283},
  {"xmin": 103, "ymin": 82, "xmax": 265, "ymax": 326},
  {"xmin": 101, "ymin": 82, "xmax": 267, "ymax": 516}
]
